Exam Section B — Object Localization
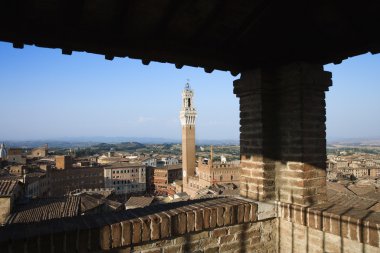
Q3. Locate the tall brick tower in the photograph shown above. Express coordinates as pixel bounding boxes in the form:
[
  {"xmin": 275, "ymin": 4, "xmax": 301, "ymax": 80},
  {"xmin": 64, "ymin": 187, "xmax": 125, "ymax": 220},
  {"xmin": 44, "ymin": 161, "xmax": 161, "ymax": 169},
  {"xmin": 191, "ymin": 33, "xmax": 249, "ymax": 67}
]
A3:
[{"xmin": 180, "ymin": 82, "xmax": 197, "ymax": 188}]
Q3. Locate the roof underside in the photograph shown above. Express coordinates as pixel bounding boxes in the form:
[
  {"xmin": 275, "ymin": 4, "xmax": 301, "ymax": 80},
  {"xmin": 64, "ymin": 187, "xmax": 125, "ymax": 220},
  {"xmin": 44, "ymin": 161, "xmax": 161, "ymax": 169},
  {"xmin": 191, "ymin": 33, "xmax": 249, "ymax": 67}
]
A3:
[{"xmin": 1, "ymin": 0, "xmax": 380, "ymax": 73}]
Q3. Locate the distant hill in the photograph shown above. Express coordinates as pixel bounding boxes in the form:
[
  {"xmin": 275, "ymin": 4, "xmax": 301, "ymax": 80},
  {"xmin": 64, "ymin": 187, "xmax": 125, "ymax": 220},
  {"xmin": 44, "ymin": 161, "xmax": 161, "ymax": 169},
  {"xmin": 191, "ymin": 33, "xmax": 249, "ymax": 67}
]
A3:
[
  {"xmin": 0, "ymin": 137, "xmax": 239, "ymax": 148},
  {"xmin": 93, "ymin": 142, "xmax": 146, "ymax": 151},
  {"xmin": 328, "ymin": 137, "xmax": 380, "ymax": 146},
  {"xmin": 0, "ymin": 140, "xmax": 96, "ymax": 149}
]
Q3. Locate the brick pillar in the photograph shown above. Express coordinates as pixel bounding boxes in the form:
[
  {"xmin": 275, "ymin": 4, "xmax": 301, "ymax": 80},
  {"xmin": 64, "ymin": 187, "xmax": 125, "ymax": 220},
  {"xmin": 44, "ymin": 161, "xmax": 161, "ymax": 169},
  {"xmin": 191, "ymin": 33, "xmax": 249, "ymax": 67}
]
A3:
[
  {"xmin": 234, "ymin": 69, "xmax": 278, "ymax": 201},
  {"xmin": 234, "ymin": 62, "xmax": 332, "ymax": 206}
]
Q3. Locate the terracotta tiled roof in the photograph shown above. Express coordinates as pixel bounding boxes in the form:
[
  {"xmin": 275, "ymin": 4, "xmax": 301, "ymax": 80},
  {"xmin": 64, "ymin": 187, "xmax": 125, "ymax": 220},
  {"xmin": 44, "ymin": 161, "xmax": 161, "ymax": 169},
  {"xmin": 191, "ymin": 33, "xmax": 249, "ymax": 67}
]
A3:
[
  {"xmin": 80, "ymin": 193, "xmax": 122, "ymax": 213},
  {"xmin": 327, "ymin": 182, "xmax": 380, "ymax": 212},
  {"xmin": 0, "ymin": 180, "xmax": 19, "ymax": 196},
  {"xmin": 6, "ymin": 196, "xmax": 80, "ymax": 224},
  {"xmin": 125, "ymin": 196, "xmax": 154, "ymax": 209}
]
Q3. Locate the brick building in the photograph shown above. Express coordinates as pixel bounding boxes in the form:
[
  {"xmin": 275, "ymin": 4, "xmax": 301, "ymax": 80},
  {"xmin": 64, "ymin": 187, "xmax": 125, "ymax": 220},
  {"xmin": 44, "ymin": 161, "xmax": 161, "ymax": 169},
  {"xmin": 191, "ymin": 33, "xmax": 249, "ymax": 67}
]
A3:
[
  {"xmin": 152, "ymin": 165, "xmax": 182, "ymax": 196},
  {"xmin": 190, "ymin": 146, "xmax": 240, "ymax": 193},
  {"xmin": 47, "ymin": 167, "xmax": 104, "ymax": 196},
  {"xmin": 55, "ymin": 155, "xmax": 73, "ymax": 170},
  {"xmin": 179, "ymin": 83, "xmax": 197, "ymax": 195},
  {"xmin": 145, "ymin": 166, "xmax": 155, "ymax": 194}
]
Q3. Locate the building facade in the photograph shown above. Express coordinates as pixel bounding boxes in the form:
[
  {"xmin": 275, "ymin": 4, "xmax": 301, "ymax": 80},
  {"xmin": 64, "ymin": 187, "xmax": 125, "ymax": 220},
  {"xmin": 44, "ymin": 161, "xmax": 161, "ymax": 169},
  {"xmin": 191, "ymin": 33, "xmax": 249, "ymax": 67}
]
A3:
[
  {"xmin": 55, "ymin": 155, "xmax": 73, "ymax": 170},
  {"xmin": 142, "ymin": 157, "xmax": 157, "ymax": 167},
  {"xmin": 7, "ymin": 148, "xmax": 26, "ymax": 164},
  {"xmin": 157, "ymin": 157, "xmax": 179, "ymax": 167},
  {"xmin": 24, "ymin": 173, "xmax": 49, "ymax": 198},
  {"xmin": 30, "ymin": 145, "xmax": 48, "ymax": 158},
  {"xmin": 47, "ymin": 167, "xmax": 104, "ymax": 196},
  {"xmin": 104, "ymin": 163, "xmax": 146, "ymax": 195}
]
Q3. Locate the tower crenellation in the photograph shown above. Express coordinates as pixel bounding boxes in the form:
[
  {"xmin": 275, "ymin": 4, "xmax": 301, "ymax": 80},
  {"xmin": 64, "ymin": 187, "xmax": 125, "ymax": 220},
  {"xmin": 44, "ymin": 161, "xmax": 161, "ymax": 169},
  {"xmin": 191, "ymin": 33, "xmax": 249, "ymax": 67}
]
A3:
[{"xmin": 180, "ymin": 82, "xmax": 197, "ymax": 126}]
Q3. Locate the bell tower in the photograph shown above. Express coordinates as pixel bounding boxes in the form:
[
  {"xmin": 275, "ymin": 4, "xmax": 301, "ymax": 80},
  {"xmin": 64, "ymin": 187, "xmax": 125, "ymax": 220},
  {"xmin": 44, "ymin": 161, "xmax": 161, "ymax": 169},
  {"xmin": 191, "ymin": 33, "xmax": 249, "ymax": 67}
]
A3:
[{"xmin": 180, "ymin": 82, "xmax": 197, "ymax": 188}]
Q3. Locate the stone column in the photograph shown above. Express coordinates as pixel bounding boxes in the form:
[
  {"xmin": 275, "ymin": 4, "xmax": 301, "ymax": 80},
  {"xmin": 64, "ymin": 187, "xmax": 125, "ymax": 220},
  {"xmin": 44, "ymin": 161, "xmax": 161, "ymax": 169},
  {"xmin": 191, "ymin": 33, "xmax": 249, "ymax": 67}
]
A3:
[{"xmin": 234, "ymin": 62, "xmax": 332, "ymax": 206}]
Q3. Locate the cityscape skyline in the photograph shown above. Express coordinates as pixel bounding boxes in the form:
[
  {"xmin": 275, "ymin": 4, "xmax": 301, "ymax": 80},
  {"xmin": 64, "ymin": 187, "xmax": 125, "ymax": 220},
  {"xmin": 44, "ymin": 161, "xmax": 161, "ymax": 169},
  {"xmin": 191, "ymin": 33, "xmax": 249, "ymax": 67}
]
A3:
[{"xmin": 0, "ymin": 42, "xmax": 379, "ymax": 141}]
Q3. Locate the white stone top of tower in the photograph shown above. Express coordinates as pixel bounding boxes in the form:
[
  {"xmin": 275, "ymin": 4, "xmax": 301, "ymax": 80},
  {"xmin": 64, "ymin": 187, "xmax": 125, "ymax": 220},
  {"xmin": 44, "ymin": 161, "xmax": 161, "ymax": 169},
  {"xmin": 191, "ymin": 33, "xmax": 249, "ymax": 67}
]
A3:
[
  {"xmin": 0, "ymin": 143, "xmax": 7, "ymax": 159},
  {"xmin": 180, "ymin": 82, "xmax": 197, "ymax": 126}
]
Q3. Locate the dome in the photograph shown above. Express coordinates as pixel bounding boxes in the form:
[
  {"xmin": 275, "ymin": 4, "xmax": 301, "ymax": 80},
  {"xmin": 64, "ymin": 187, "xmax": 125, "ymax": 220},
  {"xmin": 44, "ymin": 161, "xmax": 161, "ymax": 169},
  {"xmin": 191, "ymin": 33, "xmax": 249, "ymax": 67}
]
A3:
[{"xmin": 0, "ymin": 143, "xmax": 7, "ymax": 159}]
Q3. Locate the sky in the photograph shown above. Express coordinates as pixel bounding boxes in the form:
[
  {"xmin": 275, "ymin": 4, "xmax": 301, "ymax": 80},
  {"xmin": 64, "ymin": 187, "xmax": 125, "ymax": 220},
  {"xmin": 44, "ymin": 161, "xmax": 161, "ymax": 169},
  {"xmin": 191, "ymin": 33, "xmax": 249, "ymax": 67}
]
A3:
[
  {"xmin": 325, "ymin": 54, "xmax": 380, "ymax": 140},
  {"xmin": 0, "ymin": 41, "xmax": 379, "ymax": 142}
]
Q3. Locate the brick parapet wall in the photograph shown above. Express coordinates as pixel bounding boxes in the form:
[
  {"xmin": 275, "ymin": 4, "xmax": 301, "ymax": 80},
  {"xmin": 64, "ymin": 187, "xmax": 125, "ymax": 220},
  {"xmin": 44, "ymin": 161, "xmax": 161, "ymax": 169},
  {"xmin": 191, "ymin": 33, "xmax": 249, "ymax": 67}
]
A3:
[
  {"xmin": 278, "ymin": 201, "xmax": 380, "ymax": 249},
  {"xmin": 0, "ymin": 197, "xmax": 278, "ymax": 253},
  {"xmin": 279, "ymin": 219, "xmax": 380, "ymax": 253},
  {"xmin": 1, "ymin": 198, "xmax": 380, "ymax": 252},
  {"xmin": 234, "ymin": 62, "xmax": 332, "ymax": 206}
]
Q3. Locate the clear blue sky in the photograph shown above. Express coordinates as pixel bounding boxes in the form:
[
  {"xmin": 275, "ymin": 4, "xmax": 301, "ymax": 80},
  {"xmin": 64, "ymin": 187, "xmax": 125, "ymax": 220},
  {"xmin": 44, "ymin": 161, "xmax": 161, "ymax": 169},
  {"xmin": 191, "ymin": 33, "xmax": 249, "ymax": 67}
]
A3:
[{"xmin": 0, "ymin": 42, "xmax": 379, "ymax": 141}]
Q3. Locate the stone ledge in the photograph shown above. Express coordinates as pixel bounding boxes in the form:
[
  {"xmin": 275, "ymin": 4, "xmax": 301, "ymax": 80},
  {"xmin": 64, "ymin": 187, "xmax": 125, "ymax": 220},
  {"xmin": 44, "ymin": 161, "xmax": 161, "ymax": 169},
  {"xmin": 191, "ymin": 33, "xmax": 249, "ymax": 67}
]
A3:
[
  {"xmin": 278, "ymin": 201, "xmax": 380, "ymax": 248},
  {"xmin": 0, "ymin": 197, "xmax": 261, "ymax": 252}
]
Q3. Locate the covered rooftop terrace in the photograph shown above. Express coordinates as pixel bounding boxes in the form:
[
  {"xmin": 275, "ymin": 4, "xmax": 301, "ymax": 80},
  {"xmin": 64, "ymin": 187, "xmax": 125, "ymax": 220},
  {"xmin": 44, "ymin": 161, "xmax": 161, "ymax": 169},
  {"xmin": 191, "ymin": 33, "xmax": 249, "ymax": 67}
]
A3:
[{"xmin": 1, "ymin": 1, "xmax": 380, "ymax": 252}]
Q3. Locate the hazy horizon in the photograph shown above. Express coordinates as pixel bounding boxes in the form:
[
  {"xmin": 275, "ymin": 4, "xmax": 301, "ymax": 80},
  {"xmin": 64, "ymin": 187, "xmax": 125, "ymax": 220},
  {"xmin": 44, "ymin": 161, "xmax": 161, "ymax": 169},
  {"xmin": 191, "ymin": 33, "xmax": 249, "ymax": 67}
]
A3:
[{"xmin": 2, "ymin": 135, "xmax": 380, "ymax": 145}]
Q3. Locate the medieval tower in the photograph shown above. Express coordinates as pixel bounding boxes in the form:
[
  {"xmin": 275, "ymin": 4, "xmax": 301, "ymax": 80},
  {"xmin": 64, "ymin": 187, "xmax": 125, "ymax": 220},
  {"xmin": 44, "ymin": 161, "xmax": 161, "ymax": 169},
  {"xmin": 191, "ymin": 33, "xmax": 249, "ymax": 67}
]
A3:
[{"xmin": 180, "ymin": 82, "xmax": 197, "ymax": 189}]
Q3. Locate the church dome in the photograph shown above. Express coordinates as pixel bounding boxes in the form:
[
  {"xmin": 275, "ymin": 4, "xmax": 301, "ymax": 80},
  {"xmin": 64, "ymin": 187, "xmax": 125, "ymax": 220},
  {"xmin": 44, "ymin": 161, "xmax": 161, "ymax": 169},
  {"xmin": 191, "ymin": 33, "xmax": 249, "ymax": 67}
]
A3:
[{"xmin": 0, "ymin": 143, "xmax": 7, "ymax": 159}]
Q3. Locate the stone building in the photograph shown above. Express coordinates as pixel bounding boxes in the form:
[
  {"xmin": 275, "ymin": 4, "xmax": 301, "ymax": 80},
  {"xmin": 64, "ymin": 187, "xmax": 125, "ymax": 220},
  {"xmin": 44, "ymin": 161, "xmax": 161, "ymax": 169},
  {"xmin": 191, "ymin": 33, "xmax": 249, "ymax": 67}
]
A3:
[
  {"xmin": 8, "ymin": 165, "xmax": 27, "ymax": 176},
  {"xmin": 104, "ymin": 163, "xmax": 146, "ymax": 195},
  {"xmin": 370, "ymin": 168, "xmax": 380, "ymax": 177},
  {"xmin": 339, "ymin": 167, "xmax": 370, "ymax": 178},
  {"xmin": 7, "ymin": 148, "xmax": 26, "ymax": 164},
  {"xmin": 29, "ymin": 145, "xmax": 48, "ymax": 158},
  {"xmin": 156, "ymin": 156, "xmax": 179, "ymax": 167},
  {"xmin": 142, "ymin": 157, "xmax": 156, "ymax": 167}
]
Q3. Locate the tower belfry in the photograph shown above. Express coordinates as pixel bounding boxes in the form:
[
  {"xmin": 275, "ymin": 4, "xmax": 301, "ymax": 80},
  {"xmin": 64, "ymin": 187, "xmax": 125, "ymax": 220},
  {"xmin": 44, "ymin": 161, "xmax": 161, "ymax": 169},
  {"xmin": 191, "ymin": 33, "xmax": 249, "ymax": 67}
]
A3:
[{"xmin": 180, "ymin": 82, "xmax": 197, "ymax": 187}]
